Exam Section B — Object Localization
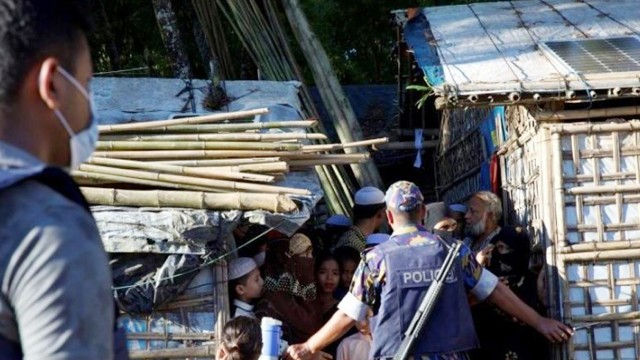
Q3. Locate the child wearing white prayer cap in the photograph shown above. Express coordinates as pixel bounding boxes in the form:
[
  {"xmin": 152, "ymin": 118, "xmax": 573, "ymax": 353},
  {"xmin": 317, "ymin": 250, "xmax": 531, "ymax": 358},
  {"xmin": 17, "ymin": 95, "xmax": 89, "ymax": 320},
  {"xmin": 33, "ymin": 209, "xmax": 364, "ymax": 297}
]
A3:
[{"xmin": 228, "ymin": 257, "xmax": 264, "ymax": 319}]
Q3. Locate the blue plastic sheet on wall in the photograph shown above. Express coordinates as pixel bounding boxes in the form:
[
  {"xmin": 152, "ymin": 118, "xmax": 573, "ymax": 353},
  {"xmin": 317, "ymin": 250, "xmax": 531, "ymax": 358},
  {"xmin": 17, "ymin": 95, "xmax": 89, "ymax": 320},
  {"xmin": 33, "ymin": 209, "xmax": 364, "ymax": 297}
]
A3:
[{"xmin": 479, "ymin": 106, "xmax": 505, "ymax": 158}]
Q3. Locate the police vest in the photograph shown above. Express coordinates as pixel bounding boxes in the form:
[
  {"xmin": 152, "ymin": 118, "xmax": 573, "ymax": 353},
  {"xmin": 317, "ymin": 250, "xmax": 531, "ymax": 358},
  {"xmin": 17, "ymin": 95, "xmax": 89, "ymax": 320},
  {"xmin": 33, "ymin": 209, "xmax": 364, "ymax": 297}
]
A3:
[{"xmin": 370, "ymin": 236, "xmax": 478, "ymax": 358}]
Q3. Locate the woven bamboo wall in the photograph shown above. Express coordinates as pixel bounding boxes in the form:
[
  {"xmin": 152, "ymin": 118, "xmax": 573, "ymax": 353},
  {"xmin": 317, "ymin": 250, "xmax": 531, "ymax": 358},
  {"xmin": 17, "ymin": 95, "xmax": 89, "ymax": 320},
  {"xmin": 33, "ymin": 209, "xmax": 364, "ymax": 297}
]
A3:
[
  {"xmin": 123, "ymin": 262, "xmax": 229, "ymax": 359},
  {"xmin": 504, "ymin": 115, "xmax": 640, "ymax": 360},
  {"xmin": 438, "ymin": 107, "xmax": 490, "ymax": 202},
  {"xmin": 550, "ymin": 121, "xmax": 640, "ymax": 360},
  {"xmin": 503, "ymin": 106, "xmax": 544, "ymax": 247}
]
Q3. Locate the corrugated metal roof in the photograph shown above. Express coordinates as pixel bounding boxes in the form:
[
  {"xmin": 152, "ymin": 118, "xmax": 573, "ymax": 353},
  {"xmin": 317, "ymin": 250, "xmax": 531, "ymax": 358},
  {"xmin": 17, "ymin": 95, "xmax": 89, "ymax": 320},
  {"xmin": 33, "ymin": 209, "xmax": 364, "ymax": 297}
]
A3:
[{"xmin": 405, "ymin": 0, "xmax": 640, "ymax": 105}]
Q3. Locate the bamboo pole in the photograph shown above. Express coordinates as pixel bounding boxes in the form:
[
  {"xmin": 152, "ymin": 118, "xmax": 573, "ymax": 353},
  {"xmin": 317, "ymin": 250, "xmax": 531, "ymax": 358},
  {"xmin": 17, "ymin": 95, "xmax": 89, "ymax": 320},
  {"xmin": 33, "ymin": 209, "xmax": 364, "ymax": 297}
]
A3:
[
  {"xmin": 559, "ymin": 248, "xmax": 640, "ymax": 262},
  {"xmin": 91, "ymin": 150, "xmax": 302, "ymax": 159},
  {"xmin": 560, "ymin": 240, "xmax": 640, "ymax": 254},
  {"xmin": 78, "ymin": 164, "xmax": 310, "ymax": 195},
  {"xmin": 548, "ymin": 120, "xmax": 640, "ymax": 135},
  {"xmin": 536, "ymin": 106, "xmax": 640, "ymax": 122},
  {"xmin": 99, "ymin": 132, "xmax": 327, "ymax": 142},
  {"xmin": 550, "ymin": 130, "xmax": 571, "ymax": 350},
  {"xmin": 96, "ymin": 140, "xmax": 301, "ymax": 151},
  {"xmin": 72, "ymin": 171, "xmax": 221, "ymax": 192},
  {"xmin": 197, "ymin": 162, "xmax": 289, "ymax": 174},
  {"xmin": 101, "ymin": 120, "xmax": 317, "ymax": 134},
  {"xmin": 86, "ymin": 157, "xmax": 274, "ymax": 183},
  {"xmin": 149, "ymin": 157, "xmax": 281, "ymax": 166},
  {"xmin": 91, "ymin": 150, "xmax": 366, "ymax": 160},
  {"xmin": 281, "ymin": 0, "xmax": 383, "ymax": 188},
  {"xmin": 285, "ymin": 153, "xmax": 370, "ymax": 160},
  {"xmin": 214, "ymin": 260, "xmax": 229, "ymax": 354},
  {"xmin": 566, "ymin": 184, "xmax": 640, "ymax": 195},
  {"xmin": 302, "ymin": 138, "xmax": 388, "ymax": 151},
  {"xmin": 98, "ymin": 108, "xmax": 268, "ymax": 133},
  {"xmin": 289, "ymin": 158, "xmax": 366, "ymax": 167},
  {"xmin": 80, "ymin": 188, "xmax": 298, "ymax": 212},
  {"xmin": 571, "ymin": 311, "xmax": 640, "ymax": 323}
]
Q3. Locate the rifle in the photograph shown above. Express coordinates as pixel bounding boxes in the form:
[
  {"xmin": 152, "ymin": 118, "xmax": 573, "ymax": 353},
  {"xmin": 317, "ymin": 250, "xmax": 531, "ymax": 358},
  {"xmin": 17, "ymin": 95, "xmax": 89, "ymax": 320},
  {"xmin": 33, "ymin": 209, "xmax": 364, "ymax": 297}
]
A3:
[{"xmin": 393, "ymin": 242, "xmax": 462, "ymax": 360}]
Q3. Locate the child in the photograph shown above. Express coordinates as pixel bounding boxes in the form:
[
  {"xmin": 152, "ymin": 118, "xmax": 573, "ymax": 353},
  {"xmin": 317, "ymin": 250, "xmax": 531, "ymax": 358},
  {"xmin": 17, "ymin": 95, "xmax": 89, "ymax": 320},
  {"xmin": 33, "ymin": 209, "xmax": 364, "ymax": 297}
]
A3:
[
  {"xmin": 315, "ymin": 254, "xmax": 340, "ymax": 316},
  {"xmin": 332, "ymin": 246, "xmax": 360, "ymax": 299},
  {"xmin": 336, "ymin": 309, "xmax": 373, "ymax": 360},
  {"xmin": 216, "ymin": 316, "xmax": 262, "ymax": 360},
  {"xmin": 228, "ymin": 257, "xmax": 264, "ymax": 319},
  {"xmin": 315, "ymin": 253, "xmax": 342, "ymax": 358}
]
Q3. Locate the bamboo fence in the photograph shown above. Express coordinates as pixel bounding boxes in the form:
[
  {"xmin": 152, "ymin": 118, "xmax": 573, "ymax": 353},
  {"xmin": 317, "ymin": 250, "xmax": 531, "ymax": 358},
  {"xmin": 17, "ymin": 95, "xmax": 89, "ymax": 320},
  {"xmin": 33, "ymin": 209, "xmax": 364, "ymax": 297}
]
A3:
[
  {"xmin": 500, "ymin": 107, "xmax": 640, "ymax": 359},
  {"xmin": 77, "ymin": 109, "xmax": 386, "ymax": 212}
]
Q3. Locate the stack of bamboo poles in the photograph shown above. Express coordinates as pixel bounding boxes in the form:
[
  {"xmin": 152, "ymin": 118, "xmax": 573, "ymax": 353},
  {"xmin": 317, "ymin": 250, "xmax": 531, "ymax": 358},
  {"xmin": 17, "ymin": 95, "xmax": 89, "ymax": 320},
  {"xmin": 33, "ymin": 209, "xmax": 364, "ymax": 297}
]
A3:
[{"xmin": 74, "ymin": 108, "xmax": 386, "ymax": 213}]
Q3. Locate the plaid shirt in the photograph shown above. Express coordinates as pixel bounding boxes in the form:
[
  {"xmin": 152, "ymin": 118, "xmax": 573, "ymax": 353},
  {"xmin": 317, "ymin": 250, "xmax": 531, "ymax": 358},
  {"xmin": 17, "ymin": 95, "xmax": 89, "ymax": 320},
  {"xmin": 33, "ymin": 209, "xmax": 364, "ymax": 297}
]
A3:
[
  {"xmin": 338, "ymin": 224, "xmax": 498, "ymax": 360},
  {"xmin": 333, "ymin": 226, "xmax": 366, "ymax": 252}
]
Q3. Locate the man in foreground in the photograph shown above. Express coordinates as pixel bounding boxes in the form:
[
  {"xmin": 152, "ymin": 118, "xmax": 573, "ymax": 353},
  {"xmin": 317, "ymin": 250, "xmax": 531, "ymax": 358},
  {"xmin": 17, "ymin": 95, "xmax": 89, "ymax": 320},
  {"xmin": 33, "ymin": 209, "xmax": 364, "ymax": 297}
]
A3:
[{"xmin": 0, "ymin": 1, "xmax": 125, "ymax": 358}]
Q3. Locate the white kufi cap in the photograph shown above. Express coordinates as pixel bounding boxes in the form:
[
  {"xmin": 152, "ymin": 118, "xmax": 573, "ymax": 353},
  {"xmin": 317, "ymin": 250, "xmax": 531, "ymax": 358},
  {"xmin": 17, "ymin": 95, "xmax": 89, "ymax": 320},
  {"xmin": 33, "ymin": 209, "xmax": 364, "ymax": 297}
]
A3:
[
  {"xmin": 228, "ymin": 257, "xmax": 258, "ymax": 280},
  {"xmin": 354, "ymin": 186, "xmax": 385, "ymax": 206}
]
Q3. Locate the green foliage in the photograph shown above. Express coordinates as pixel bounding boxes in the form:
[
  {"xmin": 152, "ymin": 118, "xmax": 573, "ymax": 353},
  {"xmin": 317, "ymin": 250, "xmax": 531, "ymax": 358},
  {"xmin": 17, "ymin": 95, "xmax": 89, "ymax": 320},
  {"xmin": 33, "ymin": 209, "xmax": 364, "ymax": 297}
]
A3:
[
  {"xmin": 88, "ymin": 0, "xmax": 504, "ymax": 82},
  {"xmin": 89, "ymin": 0, "xmax": 173, "ymax": 77},
  {"xmin": 406, "ymin": 84, "xmax": 434, "ymax": 109}
]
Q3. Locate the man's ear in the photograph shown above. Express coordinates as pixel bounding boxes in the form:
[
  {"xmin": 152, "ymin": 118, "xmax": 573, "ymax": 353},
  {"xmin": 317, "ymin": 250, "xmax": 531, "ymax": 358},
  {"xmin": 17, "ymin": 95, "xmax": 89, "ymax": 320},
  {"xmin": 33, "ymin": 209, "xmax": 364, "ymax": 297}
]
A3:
[
  {"xmin": 37, "ymin": 58, "xmax": 63, "ymax": 111},
  {"xmin": 419, "ymin": 204, "xmax": 426, "ymax": 221},
  {"xmin": 386, "ymin": 209, "xmax": 394, "ymax": 226}
]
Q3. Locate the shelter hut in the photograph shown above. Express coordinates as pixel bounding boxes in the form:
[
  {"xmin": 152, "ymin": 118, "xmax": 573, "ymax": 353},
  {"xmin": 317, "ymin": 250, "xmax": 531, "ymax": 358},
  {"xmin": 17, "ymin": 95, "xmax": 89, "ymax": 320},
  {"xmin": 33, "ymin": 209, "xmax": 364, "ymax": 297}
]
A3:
[
  {"xmin": 403, "ymin": 1, "xmax": 640, "ymax": 359},
  {"xmin": 91, "ymin": 78, "xmax": 324, "ymax": 359}
]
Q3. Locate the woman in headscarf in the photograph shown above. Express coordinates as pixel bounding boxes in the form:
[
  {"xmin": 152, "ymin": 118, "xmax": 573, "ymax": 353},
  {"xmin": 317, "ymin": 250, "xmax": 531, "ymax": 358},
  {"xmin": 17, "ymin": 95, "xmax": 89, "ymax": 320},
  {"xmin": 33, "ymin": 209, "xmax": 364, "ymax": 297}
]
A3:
[
  {"xmin": 470, "ymin": 226, "xmax": 549, "ymax": 360},
  {"xmin": 423, "ymin": 202, "xmax": 459, "ymax": 242},
  {"xmin": 254, "ymin": 233, "xmax": 324, "ymax": 344}
]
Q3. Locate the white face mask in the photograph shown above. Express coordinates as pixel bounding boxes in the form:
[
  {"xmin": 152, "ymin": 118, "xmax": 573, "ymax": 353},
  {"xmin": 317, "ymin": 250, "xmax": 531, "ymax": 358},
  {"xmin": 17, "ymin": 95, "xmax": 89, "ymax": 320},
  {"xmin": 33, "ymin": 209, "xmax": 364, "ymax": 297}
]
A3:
[{"xmin": 53, "ymin": 66, "xmax": 98, "ymax": 170}]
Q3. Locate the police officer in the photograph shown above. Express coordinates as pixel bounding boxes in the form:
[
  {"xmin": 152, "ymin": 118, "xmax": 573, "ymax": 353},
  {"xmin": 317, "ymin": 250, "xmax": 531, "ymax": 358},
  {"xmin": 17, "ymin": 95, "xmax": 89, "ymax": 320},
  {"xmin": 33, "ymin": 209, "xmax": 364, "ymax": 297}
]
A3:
[{"xmin": 286, "ymin": 181, "xmax": 573, "ymax": 360}]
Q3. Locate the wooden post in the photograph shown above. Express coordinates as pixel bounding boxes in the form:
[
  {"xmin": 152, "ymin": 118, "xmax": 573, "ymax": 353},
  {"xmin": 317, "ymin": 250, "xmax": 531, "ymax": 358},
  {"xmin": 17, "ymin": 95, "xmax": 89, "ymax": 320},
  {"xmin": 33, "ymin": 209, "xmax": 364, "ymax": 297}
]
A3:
[{"xmin": 280, "ymin": 0, "xmax": 383, "ymax": 189}]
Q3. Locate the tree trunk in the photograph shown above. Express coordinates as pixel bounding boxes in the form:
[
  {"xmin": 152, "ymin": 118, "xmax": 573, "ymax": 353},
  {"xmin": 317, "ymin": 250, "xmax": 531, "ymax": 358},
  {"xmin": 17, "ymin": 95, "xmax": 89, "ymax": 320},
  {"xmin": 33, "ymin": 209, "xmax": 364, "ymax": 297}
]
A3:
[
  {"xmin": 96, "ymin": 0, "xmax": 120, "ymax": 71},
  {"xmin": 151, "ymin": 0, "xmax": 191, "ymax": 78},
  {"xmin": 184, "ymin": 1, "xmax": 216, "ymax": 80},
  {"xmin": 280, "ymin": 0, "xmax": 383, "ymax": 189}
]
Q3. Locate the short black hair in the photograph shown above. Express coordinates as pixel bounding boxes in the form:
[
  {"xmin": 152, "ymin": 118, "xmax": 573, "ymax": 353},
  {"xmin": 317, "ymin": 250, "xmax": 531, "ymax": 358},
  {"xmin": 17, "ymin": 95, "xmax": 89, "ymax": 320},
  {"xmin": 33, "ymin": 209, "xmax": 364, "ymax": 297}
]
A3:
[
  {"xmin": 333, "ymin": 246, "xmax": 361, "ymax": 266},
  {"xmin": 315, "ymin": 252, "xmax": 341, "ymax": 274},
  {"xmin": 352, "ymin": 203, "xmax": 385, "ymax": 223},
  {"xmin": 0, "ymin": 0, "xmax": 93, "ymax": 103}
]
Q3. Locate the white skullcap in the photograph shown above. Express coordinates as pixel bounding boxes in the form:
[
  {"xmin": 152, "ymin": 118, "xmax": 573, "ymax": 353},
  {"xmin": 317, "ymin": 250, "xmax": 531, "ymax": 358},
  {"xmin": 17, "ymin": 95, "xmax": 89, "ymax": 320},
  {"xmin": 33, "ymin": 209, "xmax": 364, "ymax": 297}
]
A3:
[
  {"xmin": 449, "ymin": 204, "xmax": 467, "ymax": 214},
  {"xmin": 228, "ymin": 257, "xmax": 258, "ymax": 280},
  {"xmin": 354, "ymin": 186, "xmax": 385, "ymax": 206},
  {"xmin": 326, "ymin": 214, "xmax": 352, "ymax": 227},
  {"xmin": 366, "ymin": 233, "xmax": 391, "ymax": 246}
]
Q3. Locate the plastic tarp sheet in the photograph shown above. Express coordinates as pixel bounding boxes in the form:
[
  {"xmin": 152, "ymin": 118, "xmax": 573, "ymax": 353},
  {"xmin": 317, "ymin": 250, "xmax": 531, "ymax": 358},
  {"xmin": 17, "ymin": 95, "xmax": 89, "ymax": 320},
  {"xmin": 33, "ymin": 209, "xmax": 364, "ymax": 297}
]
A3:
[
  {"xmin": 407, "ymin": 0, "xmax": 640, "ymax": 96},
  {"xmin": 92, "ymin": 78, "xmax": 323, "ymax": 255}
]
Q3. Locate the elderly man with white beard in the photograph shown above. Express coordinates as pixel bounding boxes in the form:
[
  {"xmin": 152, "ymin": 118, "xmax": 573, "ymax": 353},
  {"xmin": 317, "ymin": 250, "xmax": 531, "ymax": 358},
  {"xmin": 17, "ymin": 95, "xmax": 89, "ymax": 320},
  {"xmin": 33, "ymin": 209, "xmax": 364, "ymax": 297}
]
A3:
[
  {"xmin": 464, "ymin": 191, "xmax": 504, "ymax": 266},
  {"xmin": 464, "ymin": 191, "xmax": 552, "ymax": 360}
]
